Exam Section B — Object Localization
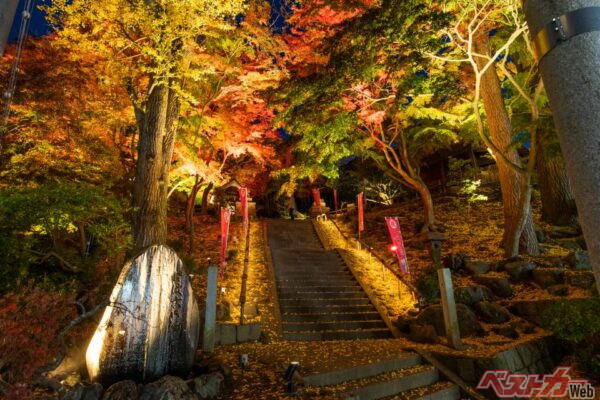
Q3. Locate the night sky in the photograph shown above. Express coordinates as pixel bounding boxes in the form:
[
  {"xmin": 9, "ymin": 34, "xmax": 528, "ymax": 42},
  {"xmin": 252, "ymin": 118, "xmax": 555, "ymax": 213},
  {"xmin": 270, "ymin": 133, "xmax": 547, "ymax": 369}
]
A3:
[
  {"xmin": 8, "ymin": 0, "xmax": 51, "ymax": 42},
  {"xmin": 7, "ymin": 0, "xmax": 289, "ymax": 42}
]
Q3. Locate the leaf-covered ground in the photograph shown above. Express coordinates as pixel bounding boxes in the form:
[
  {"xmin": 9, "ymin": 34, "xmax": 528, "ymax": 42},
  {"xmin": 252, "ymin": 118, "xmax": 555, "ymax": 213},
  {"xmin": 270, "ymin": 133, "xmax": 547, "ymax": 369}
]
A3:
[
  {"xmin": 333, "ymin": 192, "xmax": 592, "ymax": 302},
  {"xmin": 168, "ymin": 196, "xmax": 595, "ymax": 399}
]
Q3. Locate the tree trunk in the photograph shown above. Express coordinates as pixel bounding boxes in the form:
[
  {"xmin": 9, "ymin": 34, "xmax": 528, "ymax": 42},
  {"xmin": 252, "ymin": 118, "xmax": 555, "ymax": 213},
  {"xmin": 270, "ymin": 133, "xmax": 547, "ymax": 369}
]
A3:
[
  {"xmin": 185, "ymin": 177, "xmax": 203, "ymax": 255},
  {"xmin": 132, "ymin": 82, "xmax": 180, "ymax": 248},
  {"xmin": 475, "ymin": 39, "xmax": 539, "ymax": 257},
  {"xmin": 185, "ymin": 176, "xmax": 202, "ymax": 232},
  {"xmin": 200, "ymin": 182, "xmax": 214, "ymax": 215},
  {"xmin": 536, "ymin": 132, "xmax": 577, "ymax": 225},
  {"xmin": 79, "ymin": 223, "xmax": 87, "ymax": 257},
  {"xmin": 414, "ymin": 179, "xmax": 436, "ymax": 232}
]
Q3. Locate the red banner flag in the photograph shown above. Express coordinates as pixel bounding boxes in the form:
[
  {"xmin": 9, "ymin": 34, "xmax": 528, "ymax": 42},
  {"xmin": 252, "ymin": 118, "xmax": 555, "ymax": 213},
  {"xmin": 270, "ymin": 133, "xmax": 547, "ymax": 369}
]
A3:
[
  {"xmin": 357, "ymin": 192, "xmax": 365, "ymax": 232},
  {"xmin": 385, "ymin": 217, "xmax": 409, "ymax": 274},
  {"xmin": 220, "ymin": 207, "xmax": 232, "ymax": 276},
  {"xmin": 333, "ymin": 189, "xmax": 338, "ymax": 212},
  {"xmin": 311, "ymin": 188, "xmax": 322, "ymax": 213},
  {"xmin": 239, "ymin": 187, "xmax": 248, "ymax": 229}
]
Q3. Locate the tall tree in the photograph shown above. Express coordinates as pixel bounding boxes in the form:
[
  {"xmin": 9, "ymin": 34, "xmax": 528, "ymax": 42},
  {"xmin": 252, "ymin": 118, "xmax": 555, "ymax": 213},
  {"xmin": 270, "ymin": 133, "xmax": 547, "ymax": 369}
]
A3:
[
  {"xmin": 46, "ymin": 0, "xmax": 246, "ymax": 248},
  {"xmin": 428, "ymin": 0, "xmax": 540, "ymax": 256},
  {"xmin": 278, "ymin": 0, "xmax": 456, "ymax": 229},
  {"xmin": 170, "ymin": 4, "xmax": 285, "ymax": 250}
]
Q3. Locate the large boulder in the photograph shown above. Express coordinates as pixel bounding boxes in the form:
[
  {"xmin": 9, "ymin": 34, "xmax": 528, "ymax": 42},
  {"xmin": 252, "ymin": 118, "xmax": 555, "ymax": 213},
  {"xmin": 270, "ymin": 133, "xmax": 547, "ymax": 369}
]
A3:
[
  {"xmin": 409, "ymin": 323, "xmax": 439, "ymax": 344},
  {"xmin": 454, "ymin": 285, "xmax": 494, "ymax": 306},
  {"xmin": 532, "ymin": 268, "xmax": 565, "ymax": 288},
  {"xmin": 102, "ymin": 380, "xmax": 138, "ymax": 400},
  {"xmin": 415, "ymin": 304, "xmax": 484, "ymax": 337},
  {"xmin": 504, "ymin": 261, "xmax": 536, "ymax": 281},
  {"xmin": 86, "ymin": 245, "xmax": 200, "ymax": 384},
  {"xmin": 139, "ymin": 375, "xmax": 196, "ymax": 400},
  {"xmin": 547, "ymin": 284, "xmax": 569, "ymax": 297},
  {"xmin": 549, "ymin": 225, "xmax": 580, "ymax": 239},
  {"xmin": 444, "ymin": 253, "xmax": 467, "ymax": 271},
  {"xmin": 193, "ymin": 372, "xmax": 224, "ymax": 399},
  {"xmin": 566, "ymin": 249, "xmax": 592, "ymax": 270},
  {"xmin": 473, "ymin": 275, "xmax": 514, "ymax": 298},
  {"xmin": 464, "ymin": 260, "xmax": 491, "ymax": 276},
  {"xmin": 566, "ymin": 270, "xmax": 596, "ymax": 289},
  {"xmin": 473, "ymin": 301, "xmax": 510, "ymax": 324}
]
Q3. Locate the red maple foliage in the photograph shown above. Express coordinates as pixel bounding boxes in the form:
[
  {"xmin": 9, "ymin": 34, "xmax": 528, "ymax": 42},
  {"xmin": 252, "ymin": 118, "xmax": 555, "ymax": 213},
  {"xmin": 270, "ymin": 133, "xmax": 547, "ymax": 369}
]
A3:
[{"xmin": 0, "ymin": 285, "xmax": 75, "ymax": 399}]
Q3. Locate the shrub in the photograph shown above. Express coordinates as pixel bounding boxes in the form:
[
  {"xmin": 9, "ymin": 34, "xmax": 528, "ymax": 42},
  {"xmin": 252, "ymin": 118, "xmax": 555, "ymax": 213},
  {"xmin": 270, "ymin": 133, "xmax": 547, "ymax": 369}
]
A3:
[
  {"xmin": 541, "ymin": 298, "xmax": 600, "ymax": 344},
  {"xmin": 0, "ymin": 285, "xmax": 75, "ymax": 398},
  {"xmin": 0, "ymin": 182, "xmax": 131, "ymax": 293},
  {"xmin": 413, "ymin": 267, "xmax": 440, "ymax": 305},
  {"xmin": 541, "ymin": 297, "xmax": 600, "ymax": 376}
]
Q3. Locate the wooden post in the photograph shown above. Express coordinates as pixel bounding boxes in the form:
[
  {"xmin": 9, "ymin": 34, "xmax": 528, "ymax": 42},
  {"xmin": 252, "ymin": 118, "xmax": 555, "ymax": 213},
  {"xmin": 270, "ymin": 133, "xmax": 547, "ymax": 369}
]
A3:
[
  {"xmin": 203, "ymin": 265, "xmax": 218, "ymax": 353},
  {"xmin": 437, "ymin": 268, "xmax": 463, "ymax": 349}
]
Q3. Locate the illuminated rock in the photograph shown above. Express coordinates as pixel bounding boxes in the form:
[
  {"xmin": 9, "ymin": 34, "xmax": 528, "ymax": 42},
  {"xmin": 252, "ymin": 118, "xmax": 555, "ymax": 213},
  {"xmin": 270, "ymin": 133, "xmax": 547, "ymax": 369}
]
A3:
[{"xmin": 86, "ymin": 245, "xmax": 200, "ymax": 384}]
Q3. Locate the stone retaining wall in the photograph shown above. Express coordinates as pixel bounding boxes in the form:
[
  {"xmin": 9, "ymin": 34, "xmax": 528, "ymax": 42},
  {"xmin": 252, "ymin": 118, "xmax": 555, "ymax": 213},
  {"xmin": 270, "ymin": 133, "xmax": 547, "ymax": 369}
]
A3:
[
  {"xmin": 509, "ymin": 298, "xmax": 591, "ymax": 325},
  {"xmin": 434, "ymin": 336, "xmax": 559, "ymax": 387},
  {"xmin": 215, "ymin": 322, "xmax": 261, "ymax": 346}
]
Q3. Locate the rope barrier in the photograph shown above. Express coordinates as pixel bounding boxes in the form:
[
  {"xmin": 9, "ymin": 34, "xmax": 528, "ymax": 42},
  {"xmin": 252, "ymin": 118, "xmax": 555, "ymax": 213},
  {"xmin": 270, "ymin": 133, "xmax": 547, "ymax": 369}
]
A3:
[{"xmin": 327, "ymin": 211, "xmax": 420, "ymax": 296}]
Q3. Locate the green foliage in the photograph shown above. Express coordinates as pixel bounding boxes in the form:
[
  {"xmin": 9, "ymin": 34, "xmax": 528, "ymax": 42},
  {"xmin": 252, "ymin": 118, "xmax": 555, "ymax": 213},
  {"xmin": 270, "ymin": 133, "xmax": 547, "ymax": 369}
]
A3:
[
  {"xmin": 460, "ymin": 179, "xmax": 488, "ymax": 213},
  {"xmin": 0, "ymin": 182, "xmax": 131, "ymax": 293},
  {"xmin": 180, "ymin": 254, "xmax": 199, "ymax": 274},
  {"xmin": 414, "ymin": 267, "xmax": 440, "ymax": 305},
  {"xmin": 227, "ymin": 249, "xmax": 239, "ymax": 261},
  {"xmin": 541, "ymin": 298, "xmax": 600, "ymax": 344},
  {"xmin": 447, "ymin": 157, "xmax": 477, "ymax": 186},
  {"xmin": 541, "ymin": 298, "xmax": 600, "ymax": 376}
]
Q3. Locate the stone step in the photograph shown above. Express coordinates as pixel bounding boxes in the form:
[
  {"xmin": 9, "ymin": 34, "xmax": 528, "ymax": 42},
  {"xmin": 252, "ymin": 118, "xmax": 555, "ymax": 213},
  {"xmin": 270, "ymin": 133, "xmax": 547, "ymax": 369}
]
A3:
[
  {"xmin": 303, "ymin": 353, "xmax": 422, "ymax": 386},
  {"xmin": 276, "ymin": 261, "xmax": 347, "ymax": 267},
  {"xmin": 283, "ymin": 328, "xmax": 392, "ymax": 341},
  {"xmin": 407, "ymin": 382, "xmax": 461, "ymax": 400},
  {"xmin": 279, "ymin": 291, "xmax": 366, "ymax": 300},
  {"xmin": 280, "ymin": 304, "xmax": 377, "ymax": 314},
  {"xmin": 272, "ymin": 256, "xmax": 344, "ymax": 264},
  {"xmin": 276, "ymin": 279, "xmax": 358, "ymax": 287},
  {"xmin": 282, "ymin": 320, "xmax": 388, "ymax": 332},
  {"xmin": 276, "ymin": 264, "xmax": 349, "ymax": 272},
  {"xmin": 344, "ymin": 367, "xmax": 439, "ymax": 400},
  {"xmin": 276, "ymin": 273, "xmax": 354, "ymax": 281},
  {"xmin": 277, "ymin": 264, "xmax": 350, "ymax": 276},
  {"xmin": 277, "ymin": 265, "xmax": 351, "ymax": 276},
  {"xmin": 278, "ymin": 285, "xmax": 362, "ymax": 292},
  {"xmin": 271, "ymin": 249, "xmax": 341, "ymax": 256},
  {"xmin": 282, "ymin": 312, "xmax": 383, "ymax": 323},
  {"xmin": 279, "ymin": 298, "xmax": 372, "ymax": 308},
  {"xmin": 275, "ymin": 255, "xmax": 345, "ymax": 262}
]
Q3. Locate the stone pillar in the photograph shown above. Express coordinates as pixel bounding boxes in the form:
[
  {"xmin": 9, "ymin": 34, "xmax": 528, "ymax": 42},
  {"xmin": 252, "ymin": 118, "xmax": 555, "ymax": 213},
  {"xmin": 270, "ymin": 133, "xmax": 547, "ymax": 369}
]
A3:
[
  {"xmin": 523, "ymin": 0, "xmax": 600, "ymax": 294},
  {"xmin": 203, "ymin": 265, "xmax": 218, "ymax": 353},
  {"xmin": 0, "ymin": 0, "xmax": 18, "ymax": 56}
]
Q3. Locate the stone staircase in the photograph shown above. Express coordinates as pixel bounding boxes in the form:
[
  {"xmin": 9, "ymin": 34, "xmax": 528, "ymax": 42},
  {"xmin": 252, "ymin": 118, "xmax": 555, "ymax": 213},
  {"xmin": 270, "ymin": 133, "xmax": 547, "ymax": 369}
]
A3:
[
  {"xmin": 302, "ymin": 352, "xmax": 461, "ymax": 400},
  {"xmin": 268, "ymin": 220, "xmax": 392, "ymax": 341}
]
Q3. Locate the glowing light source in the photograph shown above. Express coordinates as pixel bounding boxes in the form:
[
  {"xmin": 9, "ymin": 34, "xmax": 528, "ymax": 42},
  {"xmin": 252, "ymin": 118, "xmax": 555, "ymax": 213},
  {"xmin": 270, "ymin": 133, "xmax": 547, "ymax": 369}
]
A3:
[{"xmin": 389, "ymin": 244, "xmax": 398, "ymax": 252}]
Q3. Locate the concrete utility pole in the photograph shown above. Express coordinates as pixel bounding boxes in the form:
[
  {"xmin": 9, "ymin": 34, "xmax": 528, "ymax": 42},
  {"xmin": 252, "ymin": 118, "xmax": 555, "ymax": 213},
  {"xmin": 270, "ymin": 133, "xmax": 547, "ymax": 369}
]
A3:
[
  {"xmin": 0, "ymin": 0, "xmax": 19, "ymax": 56},
  {"xmin": 203, "ymin": 265, "xmax": 218, "ymax": 353},
  {"xmin": 523, "ymin": 0, "xmax": 600, "ymax": 294}
]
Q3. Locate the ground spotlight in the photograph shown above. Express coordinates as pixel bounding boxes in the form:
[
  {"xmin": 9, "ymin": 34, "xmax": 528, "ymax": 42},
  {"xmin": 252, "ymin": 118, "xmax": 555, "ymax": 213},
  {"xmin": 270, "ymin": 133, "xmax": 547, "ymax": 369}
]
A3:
[{"xmin": 284, "ymin": 361, "xmax": 299, "ymax": 394}]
